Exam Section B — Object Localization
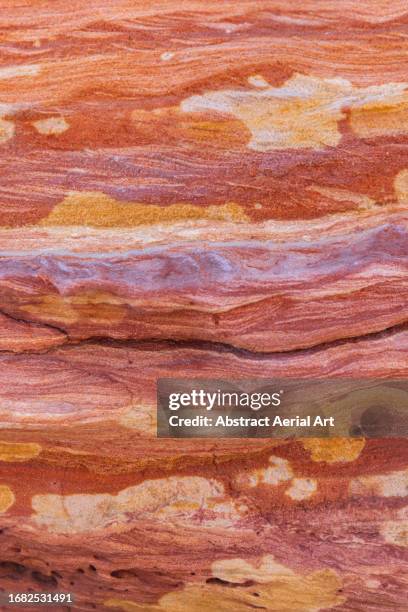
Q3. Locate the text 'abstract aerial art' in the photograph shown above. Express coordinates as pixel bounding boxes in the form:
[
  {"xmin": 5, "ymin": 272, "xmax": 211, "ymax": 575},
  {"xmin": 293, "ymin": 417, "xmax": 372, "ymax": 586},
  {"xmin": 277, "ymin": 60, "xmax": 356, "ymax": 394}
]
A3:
[{"xmin": 0, "ymin": 1, "xmax": 407, "ymax": 611}]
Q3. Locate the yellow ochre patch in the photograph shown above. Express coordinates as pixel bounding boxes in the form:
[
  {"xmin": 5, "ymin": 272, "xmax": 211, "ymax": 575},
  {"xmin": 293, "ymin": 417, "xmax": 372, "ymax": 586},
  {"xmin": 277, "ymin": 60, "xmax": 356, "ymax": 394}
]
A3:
[
  {"xmin": 302, "ymin": 438, "xmax": 365, "ymax": 463},
  {"xmin": 20, "ymin": 292, "xmax": 126, "ymax": 326},
  {"xmin": 381, "ymin": 520, "xmax": 408, "ymax": 547},
  {"xmin": 31, "ymin": 476, "xmax": 243, "ymax": 534},
  {"xmin": 212, "ymin": 554, "xmax": 294, "ymax": 583},
  {"xmin": 0, "ymin": 118, "xmax": 14, "ymax": 144},
  {"xmin": 104, "ymin": 568, "xmax": 344, "ymax": 611},
  {"xmin": 0, "ymin": 485, "xmax": 15, "ymax": 513},
  {"xmin": 0, "ymin": 442, "xmax": 41, "ymax": 462},
  {"xmin": 39, "ymin": 192, "xmax": 248, "ymax": 228},
  {"xmin": 394, "ymin": 169, "xmax": 408, "ymax": 203},
  {"xmin": 181, "ymin": 73, "xmax": 408, "ymax": 151}
]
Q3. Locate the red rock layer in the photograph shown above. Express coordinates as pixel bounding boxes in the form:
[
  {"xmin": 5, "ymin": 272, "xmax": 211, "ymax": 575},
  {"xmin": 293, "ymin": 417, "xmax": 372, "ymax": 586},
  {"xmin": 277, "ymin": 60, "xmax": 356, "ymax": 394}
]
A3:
[
  {"xmin": 0, "ymin": 330, "xmax": 407, "ymax": 610},
  {"xmin": 1, "ymin": 2, "xmax": 408, "ymax": 227},
  {"xmin": 0, "ymin": 210, "xmax": 406, "ymax": 352}
]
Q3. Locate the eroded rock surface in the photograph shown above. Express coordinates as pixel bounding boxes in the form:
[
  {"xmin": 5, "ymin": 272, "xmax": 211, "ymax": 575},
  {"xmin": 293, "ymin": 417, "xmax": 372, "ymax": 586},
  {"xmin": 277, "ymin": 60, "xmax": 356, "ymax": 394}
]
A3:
[{"xmin": 0, "ymin": 1, "xmax": 407, "ymax": 610}]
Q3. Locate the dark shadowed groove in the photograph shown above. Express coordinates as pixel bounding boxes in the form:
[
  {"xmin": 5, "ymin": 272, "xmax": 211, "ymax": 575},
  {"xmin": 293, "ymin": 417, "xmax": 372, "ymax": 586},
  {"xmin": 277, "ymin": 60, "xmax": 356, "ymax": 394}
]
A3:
[{"xmin": 0, "ymin": 318, "xmax": 405, "ymax": 359}]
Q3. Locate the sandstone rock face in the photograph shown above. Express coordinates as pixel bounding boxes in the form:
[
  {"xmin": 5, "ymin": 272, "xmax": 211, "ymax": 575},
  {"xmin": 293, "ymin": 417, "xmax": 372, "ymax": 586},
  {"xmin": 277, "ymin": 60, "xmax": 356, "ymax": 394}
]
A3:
[{"xmin": 0, "ymin": 1, "xmax": 407, "ymax": 611}]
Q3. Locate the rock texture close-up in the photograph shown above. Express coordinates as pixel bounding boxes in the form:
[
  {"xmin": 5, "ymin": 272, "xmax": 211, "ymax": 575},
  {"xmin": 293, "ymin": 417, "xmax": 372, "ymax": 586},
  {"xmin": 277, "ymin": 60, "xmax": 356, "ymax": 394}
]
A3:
[{"xmin": 0, "ymin": 1, "xmax": 407, "ymax": 611}]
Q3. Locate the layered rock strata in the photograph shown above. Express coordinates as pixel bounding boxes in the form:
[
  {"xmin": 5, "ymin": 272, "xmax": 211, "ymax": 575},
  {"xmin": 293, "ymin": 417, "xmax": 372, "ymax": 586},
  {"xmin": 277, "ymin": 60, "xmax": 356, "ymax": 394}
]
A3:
[{"xmin": 0, "ymin": 1, "xmax": 407, "ymax": 611}]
